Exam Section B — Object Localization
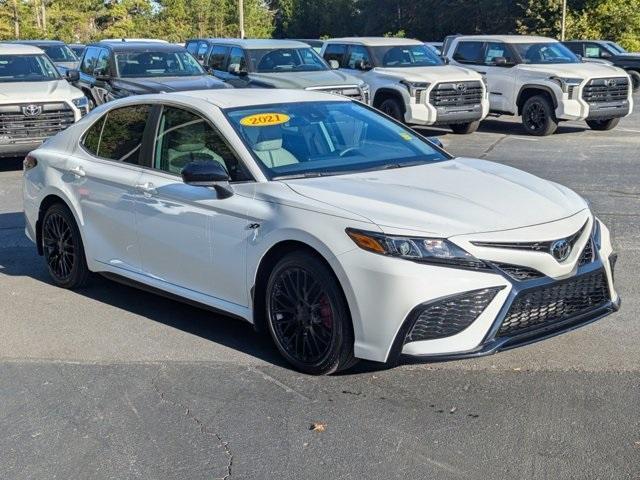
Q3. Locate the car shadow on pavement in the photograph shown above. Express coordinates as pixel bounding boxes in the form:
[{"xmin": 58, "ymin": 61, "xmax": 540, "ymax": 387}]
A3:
[{"xmin": 0, "ymin": 157, "xmax": 23, "ymax": 172}]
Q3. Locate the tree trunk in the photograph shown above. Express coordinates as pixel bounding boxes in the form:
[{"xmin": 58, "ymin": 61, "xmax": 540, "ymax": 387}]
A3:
[
  {"xmin": 41, "ymin": 0, "xmax": 47, "ymax": 32},
  {"xmin": 12, "ymin": 0, "xmax": 19, "ymax": 38}
]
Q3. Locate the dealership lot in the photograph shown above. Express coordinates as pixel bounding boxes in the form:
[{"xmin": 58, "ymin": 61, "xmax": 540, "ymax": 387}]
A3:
[{"xmin": 1, "ymin": 99, "xmax": 639, "ymax": 479}]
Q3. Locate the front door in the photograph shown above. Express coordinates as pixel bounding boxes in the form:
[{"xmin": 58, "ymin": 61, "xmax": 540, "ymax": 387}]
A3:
[{"xmin": 482, "ymin": 42, "xmax": 518, "ymax": 113}]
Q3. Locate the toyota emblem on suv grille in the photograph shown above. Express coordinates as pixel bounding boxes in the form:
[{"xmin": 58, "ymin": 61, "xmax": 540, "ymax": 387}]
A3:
[
  {"xmin": 22, "ymin": 104, "xmax": 43, "ymax": 117},
  {"xmin": 454, "ymin": 83, "xmax": 468, "ymax": 92},
  {"xmin": 550, "ymin": 239, "xmax": 571, "ymax": 262},
  {"xmin": 605, "ymin": 79, "xmax": 617, "ymax": 88}
]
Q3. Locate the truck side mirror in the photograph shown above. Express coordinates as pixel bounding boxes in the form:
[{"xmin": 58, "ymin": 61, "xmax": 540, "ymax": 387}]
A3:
[{"xmin": 66, "ymin": 69, "xmax": 80, "ymax": 83}]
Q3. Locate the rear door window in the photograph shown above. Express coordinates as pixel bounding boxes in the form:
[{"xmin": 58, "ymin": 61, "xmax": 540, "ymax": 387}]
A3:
[
  {"xmin": 453, "ymin": 41, "xmax": 484, "ymax": 64},
  {"xmin": 208, "ymin": 45, "xmax": 230, "ymax": 70}
]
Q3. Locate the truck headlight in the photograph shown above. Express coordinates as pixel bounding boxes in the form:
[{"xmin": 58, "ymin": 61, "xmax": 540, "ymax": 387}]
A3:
[
  {"xmin": 549, "ymin": 77, "xmax": 583, "ymax": 94},
  {"xmin": 400, "ymin": 80, "xmax": 430, "ymax": 100},
  {"xmin": 346, "ymin": 228, "xmax": 487, "ymax": 269},
  {"xmin": 360, "ymin": 83, "xmax": 370, "ymax": 103}
]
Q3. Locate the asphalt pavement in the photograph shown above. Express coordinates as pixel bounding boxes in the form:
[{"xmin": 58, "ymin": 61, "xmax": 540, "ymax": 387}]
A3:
[{"xmin": 1, "ymin": 100, "xmax": 639, "ymax": 479}]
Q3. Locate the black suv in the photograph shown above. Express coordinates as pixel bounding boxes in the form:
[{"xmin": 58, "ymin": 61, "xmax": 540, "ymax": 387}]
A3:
[
  {"xmin": 563, "ymin": 40, "xmax": 640, "ymax": 91},
  {"xmin": 70, "ymin": 41, "xmax": 229, "ymax": 108}
]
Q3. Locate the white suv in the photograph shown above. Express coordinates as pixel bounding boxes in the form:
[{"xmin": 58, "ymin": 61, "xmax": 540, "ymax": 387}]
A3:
[
  {"xmin": 445, "ymin": 35, "xmax": 634, "ymax": 135},
  {"xmin": 0, "ymin": 43, "xmax": 88, "ymax": 158},
  {"xmin": 322, "ymin": 37, "xmax": 489, "ymax": 134}
]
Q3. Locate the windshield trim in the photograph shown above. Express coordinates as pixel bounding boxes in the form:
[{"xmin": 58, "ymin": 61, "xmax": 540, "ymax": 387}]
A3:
[{"xmin": 222, "ymin": 101, "xmax": 452, "ymax": 181}]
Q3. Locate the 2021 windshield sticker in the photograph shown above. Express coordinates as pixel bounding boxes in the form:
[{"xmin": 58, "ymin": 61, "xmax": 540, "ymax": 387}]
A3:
[{"xmin": 240, "ymin": 113, "xmax": 290, "ymax": 127}]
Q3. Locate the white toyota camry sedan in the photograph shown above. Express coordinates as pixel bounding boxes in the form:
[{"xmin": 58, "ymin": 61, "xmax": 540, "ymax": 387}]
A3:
[{"xmin": 23, "ymin": 89, "xmax": 620, "ymax": 374}]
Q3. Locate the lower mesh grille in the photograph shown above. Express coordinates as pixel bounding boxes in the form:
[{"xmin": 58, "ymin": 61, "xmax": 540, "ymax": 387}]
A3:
[
  {"xmin": 578, "ymin": 239, "xmax": 595, "ymax": 266},
  {"xmin": 406, "ymin": 287, "xmax": 501, "ymax": 342},
  {"xmin": 498, "ymin": 270, "xmax": 609, "ymax": 337},
  {"xmin": 494, "ymin": 262, "xmax": 545, "ymax": 281}
]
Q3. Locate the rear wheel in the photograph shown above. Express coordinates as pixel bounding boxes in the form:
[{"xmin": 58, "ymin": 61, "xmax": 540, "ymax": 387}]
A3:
[
  {"xmin": 521, "ymin": 94, "xmax": 558, "ymax": 136},
  {"xmin": 42, "ymin": 203, "xmax": 90, "ymax": 289},
  {"xmin": 265, "ymin": 251, "xmax": 357, "ymax": 375},
  {"xmin": 379, "ymin": 97, "xmax": 405, "ymax": 122},
  {"xmin": 449, "ymin": 121, "xmax": 480, "ymax": 134},
  {"xmin": 586, "ymin": 117, "xmax": 621, "ymax": 131},
  {"xmin": 628, "ymin": 70, "xmax": 640, "ymax": 92}
]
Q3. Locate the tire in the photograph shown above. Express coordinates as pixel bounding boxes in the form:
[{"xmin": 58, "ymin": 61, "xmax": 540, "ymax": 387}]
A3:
[
  {"xmin": 586, "ymin": 117, "xmax": 621, "ymax": 131},
  {"xmin": 265, "ymin": 251, "xmax": 357, "ymax": 375},
  {"xmin": 449, "ymin": 121, "xmax": 480, "ymax": 134},
  {"xmin": 42, "ymin": 203, "xmax": 90, "ymax": 289},
  {"xmin": 628, "ymin": 70, "xmax": 640, "ymax": 92},
  {"xmin": 379, "ymin": 97, "xmax": 405, "ymax": 122},
  {"xmin": 521, "ymin": 94, "xmax": 558, "ymax": 136}
]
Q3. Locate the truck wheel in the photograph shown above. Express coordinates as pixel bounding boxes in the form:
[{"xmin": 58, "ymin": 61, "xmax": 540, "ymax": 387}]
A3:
[
  {"xmin": 586, "ymin": 117, "xmax": 620, "ymax": 131},
  {"xmin": 522, "ymin": 95, "xmax": 558, "ymax": 136},
  {"xmin": 450, "ymin": 121, "xmax": 480, "ymax": 134},
  {"xmin": 628, "ymin": 70, "xmax": 640, "ymax": 92},
  {"xmin": 379, "ymin": 98, "xmax": 405, "ymax": 123}
]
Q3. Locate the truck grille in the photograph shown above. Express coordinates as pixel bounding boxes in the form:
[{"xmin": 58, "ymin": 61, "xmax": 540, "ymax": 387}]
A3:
[
  {"xmin": 429, "ymin": 81, "xmax": 483, "ymax": 107},
  {"xmin": 582, "ymin": 77, "xmax": 629, "ymax": 104},
  {"xmin": 0, "ymin": 103, "xmax": 75, "ymax": 144},
  {"xmin": 406, "ymin": 287, "xmax": 501, "ymax": 342},
  {"xmin": 497, "ymin": 269, "xmax": 609, "ymax": 337}
]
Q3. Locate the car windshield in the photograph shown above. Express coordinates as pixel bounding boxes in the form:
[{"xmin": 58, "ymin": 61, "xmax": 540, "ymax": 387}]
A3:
[
  {"xmin": 606, "ymin": 41, "xmax": 627, "ymax": 53},
  {"xmin": 371, "ymin": 44, "xmax": 444, "ymax": 67},
  {"xmin": 0, "ymin": 54, "xmax": 60, "ymax": 82},
  {"xmin": 225, "ymin": 101, "xmax": 447, "ymax": 179},
  {"xmin": 248, "ymin": 48, "xmax": 328, "ymax": 73},
  {"xmin": 513, "ymin": 42, "xmax": 580, "ymax": 64},
  {"xmin": 42, "ymin": 45, "xmax": 77, "ymax": 62},
  {"xmin": 115, "ymin": 51, "xmax": 205, "ymax": 77}
]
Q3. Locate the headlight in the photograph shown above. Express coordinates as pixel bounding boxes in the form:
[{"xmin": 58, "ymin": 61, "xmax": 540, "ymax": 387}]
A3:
[
  {"xmin": 346, "ymin": 228, "xmax": 487, "ymax": 269},
  {"xmin": 400, "ymin": 80, "xmax": 430, "ymax": 100},
  {"xmin": 360, "ymin": 83, "xmax": 370, "ymax": 102},
  {"xmin": 549, "ymin": 76, "xmax": 583, "ymax": 93},
  {"xmin": 72, "ymin": 96, "xmax": 88, "ymax": 108}
]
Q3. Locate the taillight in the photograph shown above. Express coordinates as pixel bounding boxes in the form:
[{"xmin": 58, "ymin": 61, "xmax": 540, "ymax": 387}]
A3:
[{"xmin": 23, "ymin": 154, "xmax": 38, "ymax": 171}]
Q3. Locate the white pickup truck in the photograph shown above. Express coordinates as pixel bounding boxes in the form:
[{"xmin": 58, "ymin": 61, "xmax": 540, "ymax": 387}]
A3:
[
  {"xmin": 0, "ymin": 43, "xmax": 88, "ymax": 158},
  {"xmin": 444, "ymin": 35, "xmax": 633, "ymax": 135},
  {"xmin": 321, "ymin": 37, "xmax": 489, "ymax": 134}
]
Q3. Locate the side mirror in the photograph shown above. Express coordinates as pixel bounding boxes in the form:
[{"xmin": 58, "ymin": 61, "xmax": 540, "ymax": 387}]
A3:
[
  {"xmin": 228, "ymin": 63, "xmax": 247, "ymax": 76},
  {"xmin": 493, "ymin": 57, "xmax": 513, "ymax": 67},
  {"xmin": 428, "ymin": 137, "xmax": 444, "ymax": 148},
  {"xmin": 441, "ymin": 56, "xmax": 450, "ymax": 64},
  {"xmin": 601, "ymin": 51, "xmax": 612, "ymax": 58},
  {"xmin": 66, "ymin": 69, "xmax": 80, "ymax": 82},
  {"xmin": 93, "ymin": 68, "xmax": 110, "ymax": 81},
  {"xmin": 354, "ymin": 59, "xmax": 372, "ymax": 71},
  {"xmin": 181, "ymin": 160, "xmax": 233, "ymax": 198},
  {"xmin": 328, "ymin": 59, "xmax": 340, "ymax": 70}
]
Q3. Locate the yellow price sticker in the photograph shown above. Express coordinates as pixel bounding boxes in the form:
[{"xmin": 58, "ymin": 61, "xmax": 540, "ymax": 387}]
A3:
[
  {"xmin": 240, "ymin": 112, "xmax": 290, "ymax": 127},
  {"xmin": 399, "ymin": 132, "xmax": 413, "ymax": 141}
]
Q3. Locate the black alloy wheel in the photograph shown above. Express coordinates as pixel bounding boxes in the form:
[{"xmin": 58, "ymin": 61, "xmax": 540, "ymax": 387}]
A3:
[
  {"xmin": 522, "ymin": 94, "xmax": 558, "ymax": 136},
  {"xmin": 379, "ymin": 97, "xmax": 405, "ymax": 122},
  {"xmin": 265, "ymin": 251, "xmax": 356, "ymax": 375},
  {"xmin": 42, "ymin": 203, "xmax": 90, "ymax": 289}
]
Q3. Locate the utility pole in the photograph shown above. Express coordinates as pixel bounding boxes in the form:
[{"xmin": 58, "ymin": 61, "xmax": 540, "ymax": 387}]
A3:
[
  {"xmin": 12, "ymin": 0, "xmax": 19, "ymax": 38},
  {"xmin": 561, "ymin": 0, "xmax": 567, "ymax": 41},
  {"xmin": 238, "ymin": 0, "xmax": 245, "ymax": 39}
]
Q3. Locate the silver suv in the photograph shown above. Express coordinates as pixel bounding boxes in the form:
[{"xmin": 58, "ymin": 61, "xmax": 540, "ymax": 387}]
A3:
[{"xmin": 186, "ymin": 38, "xmax": 369, "ymax": 103}]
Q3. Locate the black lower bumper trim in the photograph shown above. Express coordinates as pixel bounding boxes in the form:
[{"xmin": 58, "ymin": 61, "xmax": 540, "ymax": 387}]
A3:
[{"xmin": 586, "ymin": 100, "xmax": 630, "ymax": 120}]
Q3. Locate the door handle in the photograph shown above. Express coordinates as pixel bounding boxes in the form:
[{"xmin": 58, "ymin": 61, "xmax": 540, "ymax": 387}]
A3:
[
  {"xmin": 68, "ymin": 165, "xmax": 85, "ymax": 177},
  {"xmin": 135, "ymin": 182, "xmax": 157, "ymax": 195}
]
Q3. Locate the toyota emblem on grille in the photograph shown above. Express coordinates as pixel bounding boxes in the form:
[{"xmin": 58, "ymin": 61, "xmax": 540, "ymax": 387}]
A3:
[
  {"xmin": 22, "ymin": 104, "xmax": 42, "ymax": 117},
  {"xmin": 454, "ymin": 83, "xmax": 467, "ymax": 92},
  {"xmin": 550, "ymin": 239, "xmax": 571, "ymax": 262},
  {"xmin": 605, "ymin": 79, "xmax": 617, "ymax": 88}
]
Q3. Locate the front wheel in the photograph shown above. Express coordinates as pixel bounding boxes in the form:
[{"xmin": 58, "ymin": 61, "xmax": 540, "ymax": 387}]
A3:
[
  {"xmin": 628, "ymin": 70, "xmax": 640, "ymax": 92},
  {"xmin": 379, "ymin": 97, "xmax": 405, "ymax": 122},
  {"xmin": 265, "ymin": 251, "xmax": 357, "ymax": 375},
  {"xmin": 586, "ymin": 117, "xmax": 621, "ymax": 131},
  {"xmin": 521, "ymin": 94, "xmax": 558, "ymax": 136},
  {"xmin": 449, "ymin": 121, "xmax": 480, "ymax": 134}
]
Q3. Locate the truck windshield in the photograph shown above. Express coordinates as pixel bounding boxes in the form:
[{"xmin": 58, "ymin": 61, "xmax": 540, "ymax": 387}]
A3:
[
  {"xmin": 513, "ymin": 42, "xmax": 580, "ymax": 64},
  {"xmin": 0, "ymin": 54, "xmax": 60, "ymax": 82},
  {"xmin": 371, "ymin": 44, "xmax": 444, "ymax": 67},
  {"xmin": 225, "ymin": 101, "xmax": 447, "ymax": 180},
  {"xmin": 249, "ymin": 48, "xmax": 328, "ymax": 73},
  {"xmin": 115, "ymin": 51, "xmax": 205, "ymax": 77},
  {"xmin": 42, "ymin": 45, "xmax": 77, "ymax": 62},
  {"xmin": 606, "ymin": 42, "xmax": 627, "ymax": 54}
]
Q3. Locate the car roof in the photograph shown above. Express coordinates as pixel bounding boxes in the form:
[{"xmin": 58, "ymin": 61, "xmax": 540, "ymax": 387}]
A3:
[
  {"xmin": 451, "ymin": 35, "xmax": 557, "ymax": 44},
  {"xmin": 88, "ymin": 41, "xmax": 187, "ymax": 53},
  {"xmin": 325, "ymin": 37, "xmax": 424, "ymax": 46},
  {"xmin": 0, "ymin": 43, "xmax": 46, "ymax": 55},
  {"xmin": 189, "ymin": 38, "xmax": 309, "ymax": 49}
]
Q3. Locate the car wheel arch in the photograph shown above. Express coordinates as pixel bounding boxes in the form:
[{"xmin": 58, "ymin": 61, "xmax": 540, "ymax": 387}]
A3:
[
  {"xmin": 373, "ymin": 87, "xmax": 406, "ymax": 110},
  {"xmin": 36, "ymin": 191, "xmax": 85, "ymax": 257},
  {"xmin": 516, "ymin": 85, "xmax": 558, "ymax": 115}
]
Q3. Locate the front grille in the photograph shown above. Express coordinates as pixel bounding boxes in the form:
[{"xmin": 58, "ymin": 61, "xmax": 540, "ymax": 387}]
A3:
[
  {"xmin": 582, "ymin": 77, "xmax": 629, "ymax": 104},
  {"xmin": 0, "ymin": 103, "xmax": 75, "ymax": 143},
  {"xmin": 494, "ymin": 262, "xmax": 545, "ymax": 281},
  {"xmin": 429, "ymin": 81, "xmax": 483, "ymax": 107},
  {"xmin": 497, "ymin": 269, "xmax": 609, "ymax": 337},
  {"xmin": 578, "ymin": 239, "xmax": 595, "ymax": 266},
  {"xmin": 406, "ymin": 287, "xmax": 501, "ymax": 342}
]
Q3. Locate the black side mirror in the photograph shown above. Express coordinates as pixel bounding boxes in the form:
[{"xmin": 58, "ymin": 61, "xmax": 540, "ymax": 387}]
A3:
[
  {"xmin": 354, "ymin": 59, "xmax": 372, "ymax": 71},
  {"xmin": 93, "ymin": 68, "xmax": 110, "ymax": 81},
  {"xmin": 228, "ymin": 63, "xmax": 248, "ymax": 76},
  {"xmin": 493, "ymin": 57, "xmax": 513, "ymax": 67},
  {"xmin": 181, "ymin": 160, "xmax": 233, "ymax": 198},
  {"xmin": 66, "ymin": 69, "xmax": 80, "ymax": 82}
]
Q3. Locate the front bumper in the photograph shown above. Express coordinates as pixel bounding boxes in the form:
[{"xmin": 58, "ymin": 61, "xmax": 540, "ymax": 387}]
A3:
[
  {"xmin": 0, "ymin": 140, "xmax": 43, "ymax": 158},
  {"xmin": 405, "ymin": 98, "xmax": 490, "ymax": 126}
]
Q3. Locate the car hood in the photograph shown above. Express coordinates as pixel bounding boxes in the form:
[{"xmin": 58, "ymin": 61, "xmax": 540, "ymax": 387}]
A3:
[
  {"xmin": 115, "ymin": 75, "xmax": 230, "ymax": 93},
  {"xmin": 374, "ymin": 65, "xmax": 482, "ymax": 82},
  {"xmin": 248, "ymin": 70, "xmax": 364, "ymax": 89},
  {"xmin": 517, "ymin": 62, "xmax": 626, "ymax": 78},
  {"xmin": 0, "ymin": 79, "xmax": 83, "ymax": 104},
  {"xmin": 283, "ymin": 158, "xmax": 587, "ymax": 237}
]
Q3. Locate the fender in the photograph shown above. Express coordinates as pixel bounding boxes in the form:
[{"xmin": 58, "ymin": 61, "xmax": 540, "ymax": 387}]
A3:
[{"xmin": 516, "ymin": 83, "xmax": 559, "ymax": 110}]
